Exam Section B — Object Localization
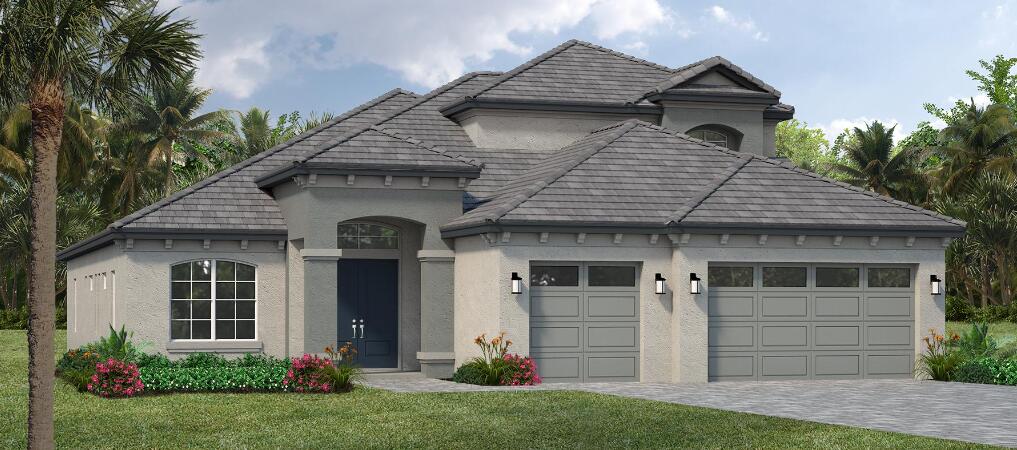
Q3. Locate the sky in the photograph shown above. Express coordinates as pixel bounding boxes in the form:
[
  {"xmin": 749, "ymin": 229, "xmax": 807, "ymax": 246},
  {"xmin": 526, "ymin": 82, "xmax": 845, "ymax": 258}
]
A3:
[{"xmin": 162, "ymin": 0, "xmax": 1017, "ymax": 142}]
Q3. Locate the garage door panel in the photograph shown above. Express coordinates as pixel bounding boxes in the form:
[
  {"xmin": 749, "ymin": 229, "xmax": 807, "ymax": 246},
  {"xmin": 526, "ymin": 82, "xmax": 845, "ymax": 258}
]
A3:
[
  {"xmin": 530, "ymin": 294, "xmax": 581, "ymax": 321},
  {"xmin": 759, "ymin": 352, "xmax": 810, "ymax": 379},
  {"xmin": 814, "ymin": 352, "xmax": 862, "ymax": 378},
  {"xmin": 815, "ymin": 295, "xmax": 862, "ymax": 320},
  {"xmin": 709, "ymin": 352, "xmax": 755, "ymax": 380},
  {"xmin": 759, "ymin": 322, "xmax": 809, "ymax": 350},
  {"xmin": 586, "ymin": 353, "xmax": 639, "ymax": 381},
  {"xmin": 709, "ymin": 263, "xmax": 914, "ymax": 381},
  {"xmin": 865, "ymin": 295, "xmax": 913, "ymax": 320},
  {"xmin": 865, "ymin": 323, "xmax": 913, "ymax": 348},
  {"xmin": 760, "ymin": 294, "xmax": 809, "ymax": 320},
  {"xmin": 709, "ymin": 324, "xmax": 756, "ymax": 350},
  {"xmin": 585, "ymin": 293, "xmax": 637, "ymax": 321},
  {"xmin": 532, "ymin": 353, "xmax": 582, "ymax": 382},
  {"xmin": 865, "ymin": 352, "xmax": 913, "ymax": 377},
  {"xmin": 530, "ymin": 323, "xmax": 581, "ymax": 352},
  {"xmin": 709, "ymin": 294, "xmax": 756, "ymax": 319},
  {"xmin": 585, "ymin": 323, "xmax": 639, "ymax": 352},
  {"xmin": 814, "ymin": 323, "xmax": 862, "ymax": 349}
]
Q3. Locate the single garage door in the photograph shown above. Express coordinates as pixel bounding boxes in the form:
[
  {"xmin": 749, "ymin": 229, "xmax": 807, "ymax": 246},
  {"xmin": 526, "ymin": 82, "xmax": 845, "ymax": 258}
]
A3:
[
  {"xmin": 529, "ymin": 262, "xmax": 640, "ymax": 383},
  {"xmin": 709, "ymin": 263, "xmax": 915, "ymax": 381}
]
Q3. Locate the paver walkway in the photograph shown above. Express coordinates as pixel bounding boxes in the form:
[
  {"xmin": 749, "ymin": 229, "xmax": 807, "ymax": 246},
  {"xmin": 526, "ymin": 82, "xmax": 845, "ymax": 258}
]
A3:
[{"xmin": 361, "ymin": 373, "xmax": 1017, "ymax": 447}]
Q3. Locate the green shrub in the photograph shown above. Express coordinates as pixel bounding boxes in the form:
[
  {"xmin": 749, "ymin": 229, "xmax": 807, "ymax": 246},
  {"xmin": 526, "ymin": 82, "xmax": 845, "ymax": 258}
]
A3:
[
  {"xmin": 946, "ymin": 296, "xmax": 974, "ymax": 322},
  {"xmin": 0, "ymin": 306, "xmax": 66, "ymax": 329},
  {"xmin": 997, "ymin": 358, "xmax": 1017, "ymax": 385},
  {"xmin": 955, "ymin": 322, "xmax": 998, "ymax": 357},
  {"xmin": 915, "ymin": 329, "xmax": 963, "ymax": 380},
  {"xmin": 952, "ymin": 357, "xmax": 997, "ymax": 384},
  {"xmin": 83, "ymin": 325, "xmax": 144, "ymax": 362},
  {"xmin": 140, "ymin": 364, "xmax": 290, "ymax": 392},
  {"xmin": 177, "ymin": 352, "xmax": 229, "ymax": 368},
  {"xmin": 971, "ymin": 304, "xmax": 1017, "ymax": 323},
  {"xmin": 135, "ymin": 353, "xmax": 173, "ymax": 369},
  {"xmin": 56, "ymin": 348, "xmax": 104, "ymax": 392},
  {"xmin": 452, "ymin": 361, "xmax": 489, "ymax": 385}
]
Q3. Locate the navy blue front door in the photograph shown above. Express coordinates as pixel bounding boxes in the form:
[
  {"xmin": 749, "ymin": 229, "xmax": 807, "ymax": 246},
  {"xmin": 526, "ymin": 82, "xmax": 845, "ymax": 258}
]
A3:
[{"xmin": 338, "ymin": 259, "xmax": 399, "ymax": 368}]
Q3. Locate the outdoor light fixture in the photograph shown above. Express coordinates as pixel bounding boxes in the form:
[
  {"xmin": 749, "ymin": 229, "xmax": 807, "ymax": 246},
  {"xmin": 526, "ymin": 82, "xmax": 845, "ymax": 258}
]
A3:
[
  {"xmin": 690, "ymin": 273, "xmax": 702, "ymax": 294},
  {"xmin": 654, "ymin": 273, "xmax": 667, "ymax": 295},
  {"xmin": 930, "ymin": 274, "xmax": 943, "ymax": 296},
  {"xmin": 511, "ymin": 272, "xmax": 523, "ymax": 294}
]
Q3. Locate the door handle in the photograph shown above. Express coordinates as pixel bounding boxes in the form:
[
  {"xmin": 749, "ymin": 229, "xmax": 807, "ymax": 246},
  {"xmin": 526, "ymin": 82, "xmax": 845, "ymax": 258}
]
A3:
[
  {"xmin": 351, "ymin": 319, "xmax": 357, "ymax": 338},
  {"xmin": 358, "ymin": 320, "xmax": 365, "ymax": 339}
]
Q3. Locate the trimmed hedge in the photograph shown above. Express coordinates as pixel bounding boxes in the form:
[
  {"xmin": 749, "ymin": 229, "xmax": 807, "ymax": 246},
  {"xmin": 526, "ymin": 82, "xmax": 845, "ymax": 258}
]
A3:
[
  {"xmin": 951, "ymin": 356, "xmax": 1017, "ymax": 385},
  {"xmin": 139, "ymin": 365, "xmax": 289, "ymax": 392}
]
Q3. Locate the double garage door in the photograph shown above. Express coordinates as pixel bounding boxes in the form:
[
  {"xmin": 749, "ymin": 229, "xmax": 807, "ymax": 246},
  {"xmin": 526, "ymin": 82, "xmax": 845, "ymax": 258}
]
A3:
[
  {"xmin": 529, "ymin": 263, "xmax": 640, "ymax": 383},
  {"xmin": 709, "ymin": 263, "xmax": 915, "ymax": 381}
]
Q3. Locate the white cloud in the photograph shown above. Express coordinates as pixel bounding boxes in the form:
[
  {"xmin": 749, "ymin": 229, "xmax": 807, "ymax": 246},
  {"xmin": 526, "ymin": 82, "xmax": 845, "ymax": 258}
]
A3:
[
  {"xmin": 168, "ymin": 0, "xmax": 681, "ymax": 99},
  {"xmin": 818, "ymin": 117, "xmax": 910, "ymax": 143},
  {"xmin": 946, "ymin": 93, "xmax": 991, "ymax": 108},
  {"xmin": 706, "ymin": 6, "xmax": 769, "ymax": 42}
]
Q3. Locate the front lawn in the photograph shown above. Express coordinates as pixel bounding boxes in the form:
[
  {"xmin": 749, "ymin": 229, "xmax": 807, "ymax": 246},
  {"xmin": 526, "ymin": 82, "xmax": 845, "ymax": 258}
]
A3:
[{"xmin": 0, "ymin": 331, "xmax": 987, "ymax": 449}]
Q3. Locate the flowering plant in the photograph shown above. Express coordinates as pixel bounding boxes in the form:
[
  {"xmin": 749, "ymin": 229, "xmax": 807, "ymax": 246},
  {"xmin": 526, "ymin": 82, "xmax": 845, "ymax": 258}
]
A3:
[
  {"xmin": 87, "ymin": 358, "xmax": 144, "ymax": 398},
  {"xmin": 916, "ymin": 328, "xmax": 962, "ymax": 380},
  {"xmin": 284, "ymin": 342, "xmax": 360, "ymax": 393},
  {"xmin": 501, "ymin": 353, "xmax": 541, "ymax": 386}
]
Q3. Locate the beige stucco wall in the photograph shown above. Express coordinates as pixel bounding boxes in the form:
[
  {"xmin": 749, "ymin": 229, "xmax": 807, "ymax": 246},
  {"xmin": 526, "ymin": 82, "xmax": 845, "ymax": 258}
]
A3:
[
  {"xmin": 66, "ymin": 239, "xmax": 288, "ymax": 358},
  {"xmin": 453, "ymin": 232, "xmax": 947, "ymax": 383}
]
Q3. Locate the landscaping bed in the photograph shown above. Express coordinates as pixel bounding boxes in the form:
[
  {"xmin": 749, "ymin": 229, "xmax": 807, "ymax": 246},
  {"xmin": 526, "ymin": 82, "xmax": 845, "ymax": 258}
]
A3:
[{"xmin": 920, "ymin": 322, "xmax": 1017, "ymax": 385}]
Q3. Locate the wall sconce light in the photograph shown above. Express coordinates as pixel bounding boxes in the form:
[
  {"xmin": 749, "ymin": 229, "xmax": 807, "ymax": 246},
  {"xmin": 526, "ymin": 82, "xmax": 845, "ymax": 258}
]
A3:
[
  {"xmin": 654, "ymin": 273, "xmax": 667, "ymax": 295},
  {"xmin": 690, "ymin": 273, "xmax": 702, "ymax": 294},
  {"xmin": 511, "ymin": 272, "xmax": 523, "ymax": 294},
  {"xmin": 930, "ymin": 274, "xmax": 943, "ymax": 296}
]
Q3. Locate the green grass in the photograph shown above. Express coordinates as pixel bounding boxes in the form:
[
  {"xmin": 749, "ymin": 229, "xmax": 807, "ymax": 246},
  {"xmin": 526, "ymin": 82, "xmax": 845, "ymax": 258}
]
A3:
[
  {"xmin": 0, "ymin": 331, "xmax": 989, "ymax": 449},
  {"xmin": 948, "ymin": 321, "xmax": 1017, "ymax": 351}
]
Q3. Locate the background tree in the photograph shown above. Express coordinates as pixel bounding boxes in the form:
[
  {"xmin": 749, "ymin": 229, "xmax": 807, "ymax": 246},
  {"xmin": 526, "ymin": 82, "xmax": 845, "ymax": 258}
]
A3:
[
  {"xmin": 829, "ymin": 122, "xmax": 927, "ymax": 202},
  {"xmin": 0, "ymin": 1, "xmax": 200, "ymax": 446},
  {"xmin": 774, "ymin": 118, "xmax": 835, "ymax": 174}
]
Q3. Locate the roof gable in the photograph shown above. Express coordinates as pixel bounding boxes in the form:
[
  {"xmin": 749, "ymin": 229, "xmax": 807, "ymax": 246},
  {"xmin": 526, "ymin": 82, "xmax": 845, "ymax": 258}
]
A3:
[{"xmin": 633, "ymin": 56, "xmax": 781, "ymax": 103}]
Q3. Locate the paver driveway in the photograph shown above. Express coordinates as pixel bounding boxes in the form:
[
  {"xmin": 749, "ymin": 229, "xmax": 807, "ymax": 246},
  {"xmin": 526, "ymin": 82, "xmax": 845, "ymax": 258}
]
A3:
[{"xmin": 363, "ymin": 373, "xmax": 1017, "ymax": 447}]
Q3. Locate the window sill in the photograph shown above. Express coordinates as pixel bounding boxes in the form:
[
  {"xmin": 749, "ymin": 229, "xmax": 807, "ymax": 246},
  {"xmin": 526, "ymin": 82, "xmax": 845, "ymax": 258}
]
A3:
[{"xmin": 166, "ymin": 340, "xmax": 264, "ymax": 353}]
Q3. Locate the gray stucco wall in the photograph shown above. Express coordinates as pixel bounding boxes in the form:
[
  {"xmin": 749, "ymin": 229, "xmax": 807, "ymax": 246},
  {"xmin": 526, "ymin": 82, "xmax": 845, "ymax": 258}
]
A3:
[
  {"xmin": 66, "ymin": 239, "xmax": 287, "ymax": 357},
  {"xmin": 458, "ymin": 110, "xmax": 661, "ymax": 150},
  {"xmin": 660, "ymin": 102, "xmax": 772, "ymax": 157}
]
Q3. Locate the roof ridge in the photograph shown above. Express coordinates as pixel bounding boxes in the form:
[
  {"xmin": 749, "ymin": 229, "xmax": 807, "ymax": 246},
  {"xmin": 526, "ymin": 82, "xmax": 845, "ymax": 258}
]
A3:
[
  {"xmin": 570, "ymin": 39, "xmax": 674, "ymax": 72},
  {"xmin": 632, "ymin": 121, "xmax": 964, "ymax": 227},
  {"xmin": 111, "ymin": 88, "xmax": 418, "ymax": 229},
  {"xmin": 477, "ymin": 120, "xmax": 640, "ymax": 223},
  {"xmin": 298, "ymin": 71, "xmax": 494, "ymax": 164},
  {"xmin": 667, "ymin": 154, "xmax": 752, "ymax": 224},
  {"xmin": 367, "ymin": 125, "xmax": 482, "ymax": 168}
]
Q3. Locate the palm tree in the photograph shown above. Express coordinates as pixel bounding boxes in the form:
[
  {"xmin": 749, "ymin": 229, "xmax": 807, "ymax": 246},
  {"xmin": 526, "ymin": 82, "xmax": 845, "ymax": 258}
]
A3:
[
  {"xmin": 94, "ymin": 128, "xmax": 163, "ymax": 219},
  {"xmin": 125, "ymin": 71, "xmax": 227, "ymax": 196},
  {"xmin": 933, "ymin": 101, "xmax": 1017, "ymax": 195},
  {"xmin": 0, "ymin": 2, "xmax": 199, "ymax": 445},
  {"xmin": 959, "ymin": 174, "xmax": 1017, "ymax": 305},
  {"xmin": 829, "ymin": 121, "xmax": 927, "ymax": 202}
]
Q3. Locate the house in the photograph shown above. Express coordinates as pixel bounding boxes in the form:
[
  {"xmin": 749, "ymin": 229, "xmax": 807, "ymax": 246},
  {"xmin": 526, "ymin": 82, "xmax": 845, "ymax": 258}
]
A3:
[{"xmin": 58, "ymin": 40, "xmax": 964, "ymax": 383}]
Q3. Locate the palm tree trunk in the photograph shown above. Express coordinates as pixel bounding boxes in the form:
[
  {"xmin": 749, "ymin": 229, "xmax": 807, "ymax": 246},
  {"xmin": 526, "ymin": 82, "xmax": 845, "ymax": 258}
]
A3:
[
  {"xmin": 980, "ymin": 258, "xmax": 994, "ymax": 307},
  {"xmin": 164, "ymin": 139, "xmax": 175, "ymax": 197},
  {"xmin": 27, "ymin": 78, "xmax": 63, "ymax": 450}
]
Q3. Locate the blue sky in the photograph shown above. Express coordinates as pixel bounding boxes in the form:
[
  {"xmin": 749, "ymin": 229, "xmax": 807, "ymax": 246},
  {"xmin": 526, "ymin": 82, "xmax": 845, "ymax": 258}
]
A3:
[{"xmin": 167, "ymin": 0, "xmax": 1017, "ymax": 141}]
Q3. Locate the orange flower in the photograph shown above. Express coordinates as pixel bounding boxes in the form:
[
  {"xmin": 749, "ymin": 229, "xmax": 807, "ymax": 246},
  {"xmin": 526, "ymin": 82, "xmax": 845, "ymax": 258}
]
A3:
[{"xmin": 935, "ymin": 334, "xmax": 944, "ymax": 342}]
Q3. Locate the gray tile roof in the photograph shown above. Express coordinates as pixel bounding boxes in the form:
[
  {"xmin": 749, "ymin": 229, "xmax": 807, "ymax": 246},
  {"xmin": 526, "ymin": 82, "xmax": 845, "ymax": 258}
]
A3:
[
  {"xmin": 632, "ymin": 55, "xmax": 781, "ymax": 103},
  {"xmin": 460, "ymin": 40, "xmax": 675, "ymax": 105},
  {"xmin": 442, "ymin": 119, "xmax": 965, "ymax": 235},
  {"xmin": 109, "ymin": 88, "xmax": 422, "ymax": 232}
]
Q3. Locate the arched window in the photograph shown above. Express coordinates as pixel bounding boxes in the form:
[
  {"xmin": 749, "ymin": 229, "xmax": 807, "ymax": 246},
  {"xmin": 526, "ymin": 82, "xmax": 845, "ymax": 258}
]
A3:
[
  {"xmin": 171, "ymin": 260, "xmax": 256, "ymax": 340},
  {"xmin": 337, "ymin": 223, "xmax": 399, "ymax": 249},
  {"xmin": 688, "ymin": 129, "xmax": 729, "ymax": 147},
  {"xmin": 687, "ymin": 125, "xmax": 743, "ymax": 151}
]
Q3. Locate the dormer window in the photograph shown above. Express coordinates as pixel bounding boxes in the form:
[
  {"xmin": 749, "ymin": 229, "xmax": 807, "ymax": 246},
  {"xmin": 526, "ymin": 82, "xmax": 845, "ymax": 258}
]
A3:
[{"xmin": 686, "ymin": 125, "xmax": 743, "ymax": 151}]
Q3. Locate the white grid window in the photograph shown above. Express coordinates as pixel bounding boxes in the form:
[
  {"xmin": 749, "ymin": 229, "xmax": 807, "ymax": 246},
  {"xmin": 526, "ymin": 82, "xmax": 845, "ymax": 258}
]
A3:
[{"xmin": 170, "ymin": 260, "xmax": 256, "ymax": 340}]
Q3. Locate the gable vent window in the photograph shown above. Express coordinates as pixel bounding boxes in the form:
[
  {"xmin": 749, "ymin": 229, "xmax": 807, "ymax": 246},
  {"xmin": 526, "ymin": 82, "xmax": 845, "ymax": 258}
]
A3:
[
  {"xmin": 688, "ymin": 129, "xmax": 729, "ymax": 147},
  {"xmin": 337, "ymin": 223, "xmax": 399, "ymax": 249},
  {"xmin": 171, "ymin": 260, "xmax": 256, "ymax": 340}
]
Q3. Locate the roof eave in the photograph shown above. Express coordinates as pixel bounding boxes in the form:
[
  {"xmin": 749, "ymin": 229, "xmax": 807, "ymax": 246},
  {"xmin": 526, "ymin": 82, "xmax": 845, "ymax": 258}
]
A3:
[
  {"xmin": 439, "ymin": 97, "xmax": 662, "ymax": 119},
  {"xmin": 57, "ymin": 228, "xmax": 288, "ymax": 261},
  {"xmin": 255, "ymin": 161, "xmax": 483, "ymax": 190}
]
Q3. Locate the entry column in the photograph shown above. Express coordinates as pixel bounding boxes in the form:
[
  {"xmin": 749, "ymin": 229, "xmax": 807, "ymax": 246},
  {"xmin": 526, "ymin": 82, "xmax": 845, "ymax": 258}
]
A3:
[{"xmin": 417, "ymin": 249, "xmax": 456, "ymax": 378}]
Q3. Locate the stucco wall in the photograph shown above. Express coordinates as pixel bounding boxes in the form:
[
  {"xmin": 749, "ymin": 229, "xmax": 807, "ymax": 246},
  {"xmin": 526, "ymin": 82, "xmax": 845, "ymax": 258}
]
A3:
[
  {"xmin": 457, "ymin": 109, "xmax": 661, "ymax": 150},
  {"xmin": 67, "ymin": 243, "xmax": 125, "ymax": 348},
  {"xmin": 67, "ymin": 239, "xmax": 288, "ymax": 357},
  {"xmin": 453, "ymin": 232, "xmax": 674, "ymax": 382},
  {"xmin": 661, "ymin": 103, "xmax": 772, "ymax": 157}
]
